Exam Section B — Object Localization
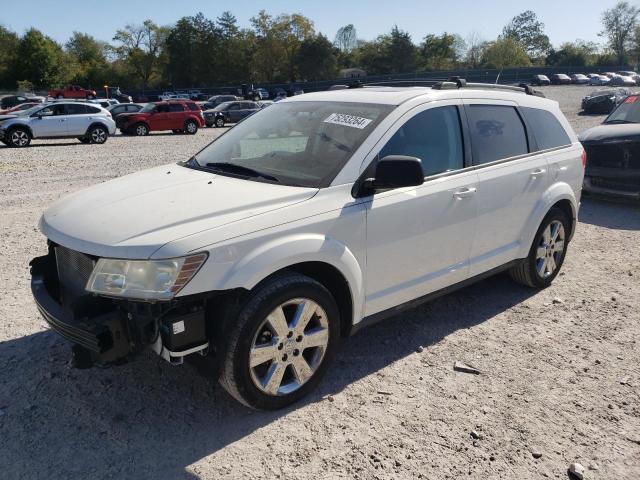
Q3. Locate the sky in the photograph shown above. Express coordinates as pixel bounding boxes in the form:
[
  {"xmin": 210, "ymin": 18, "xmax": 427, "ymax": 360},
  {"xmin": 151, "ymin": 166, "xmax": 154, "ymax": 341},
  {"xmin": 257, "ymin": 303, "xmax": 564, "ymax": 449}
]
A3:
[{"xmin": 0, "ymin": 0, "xmax": 618, "ymax": 47}]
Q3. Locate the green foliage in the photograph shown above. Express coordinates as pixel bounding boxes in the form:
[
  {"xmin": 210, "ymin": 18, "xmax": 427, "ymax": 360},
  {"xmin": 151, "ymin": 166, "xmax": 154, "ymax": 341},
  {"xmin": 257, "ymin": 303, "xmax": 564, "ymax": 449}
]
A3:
[
  {"xmin": 0, "ymin": 25, "xmax": 19, "ymax": 88},
  {"xmin": 546, "ymin": 41, "xmax": 598, "ymax": 66},
  {"xmin": 420, "ymin": 33, "xmax": 458, "ymax": 70},
  {"xmin": 599, "ymin": 1, "xmax": 640, "ymax": 64},
  {"xmin": 13, "ymin": 29, "xmax": 67, "ymax": 88},
  {"xmin": 502, "ymin": 11, "xmax": 551, "ymax": 59},
  {"xmin": 296, "ymin": 34, "xmax": 337, "ymax": 81},
  {"xmin": 354, "ymin": 26, "xmax": 417, "ymax": 75},
  {"xmin": 481, "ymin": 37, "xmax": 531, "ymax": 69}
]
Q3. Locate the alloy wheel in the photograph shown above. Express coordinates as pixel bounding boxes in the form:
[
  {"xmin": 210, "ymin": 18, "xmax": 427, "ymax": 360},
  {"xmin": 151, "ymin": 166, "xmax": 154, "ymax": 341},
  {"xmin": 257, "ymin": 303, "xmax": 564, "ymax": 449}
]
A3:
[
  {"xmin": 10, "ymin": 130, "xmax": 29, "ymax": 147},
  {"xmin": 535, "ymin": 220, "xmax": 565, "ymax": 278},
  {"xmin": 186, "ymin": 121, "xmax": 197, "ymax": 133},
  {"xmin": 136, "ymin": 124, "xmax": 148, "ymax": 136},
  {"xmin": 91, "ymin": 128, "xmax": 107, "ymax": 143},
  {"xmin": 249, "ymin": 298, "xmax": 329, "ymax": 396}
]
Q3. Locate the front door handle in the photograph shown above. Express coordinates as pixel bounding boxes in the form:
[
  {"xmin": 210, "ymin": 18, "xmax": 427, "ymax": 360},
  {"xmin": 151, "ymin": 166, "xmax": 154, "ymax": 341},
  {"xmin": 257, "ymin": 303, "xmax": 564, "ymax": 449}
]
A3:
[
  {"xmin": 530, "ymin": 168, "xmax": 546, "ymax": 177},
  {"xmin": 453, "ymin": 187, "xmax": 477, "ymax": 199}
]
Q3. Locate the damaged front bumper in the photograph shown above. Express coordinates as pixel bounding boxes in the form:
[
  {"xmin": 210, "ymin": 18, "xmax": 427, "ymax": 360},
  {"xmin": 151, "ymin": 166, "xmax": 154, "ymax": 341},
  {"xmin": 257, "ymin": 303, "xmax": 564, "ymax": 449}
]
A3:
[
  {"xmin": 583, "ymin": 142, "xmax": 640, "ymax": 199},
  {"xmin": 30, "ymin": 245, "xmax": 210, "ymax": 368}
]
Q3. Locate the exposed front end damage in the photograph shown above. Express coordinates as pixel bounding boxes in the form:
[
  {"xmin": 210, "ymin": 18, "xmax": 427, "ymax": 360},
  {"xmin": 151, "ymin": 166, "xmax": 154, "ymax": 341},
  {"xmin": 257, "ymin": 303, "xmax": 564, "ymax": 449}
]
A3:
[
  {"xmin": 30, "ymin": 243, "xmax": 213, "ymax": 368},
  {"xmin": 580, "ymin": 122, "xmax": 640, "ymax": 200}
]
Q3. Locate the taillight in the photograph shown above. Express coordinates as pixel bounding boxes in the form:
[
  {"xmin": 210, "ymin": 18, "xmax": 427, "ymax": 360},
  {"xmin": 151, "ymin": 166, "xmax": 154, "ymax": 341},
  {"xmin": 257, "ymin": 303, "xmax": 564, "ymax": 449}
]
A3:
[{"xmin": 581, "ymin": 149, "xmax": 587, "ymax": 168}]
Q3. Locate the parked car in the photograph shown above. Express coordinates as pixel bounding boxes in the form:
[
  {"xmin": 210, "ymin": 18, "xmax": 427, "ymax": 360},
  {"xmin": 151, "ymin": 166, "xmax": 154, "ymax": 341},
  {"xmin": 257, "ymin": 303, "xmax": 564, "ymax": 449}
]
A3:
[
  {"xmin": 258, "ymin": 100, "xmax": 274, "ymax": 108},
  {"xmin": 570, "ymin": 74, "xmax": 589, "ymax": 84},
  {"xmin": 610, "ymin": 75, "xmax": 636, "ymax": 86},
  {"xmin": 118, "ymin": 100, "xmax": 205, "ymax": 135},
  {"xmin": 103, "ymin": 86, "xmax": 132, "ymax": 103},
  {"xmin": 203, "ymin": 100, "xmax": 261, "ymax": 127},
  {"xmin": 201, "ymin": 95, "xmax": 238, "ymax": 111},
  {"xmin": 159, "ymin": 91, "xmax": 177, "ymax": 101},
  {"xmin": 0, "ymin": 102, "xmax": 41, "ymax": 115},
  {"xmin": 603, "ymin": 72, "xmax": 617, "ymax": 78},
  {"xmin": 92, "ymin": 99, "xmax": 119, "ymax": 109},
  {"xmin": 531, "ymin": 75, "xmax": 551, "ymax": 86},
  {"xmin": 188, "ymin": 89, "xmax": 204, "ymax": 100},
  {"xmin": 581, "ymin": 88, "xmax": 629, "ymax": 114},
  {"xmin": 0, "ymin": 94, "xmax": 43, "ymax": 110},
  {"xmin": 550, "ymin": 74, "xmax": 572, "ymax": 85},
  {"xmin": 48, "ymin": 85, "xmax": 97, "ymax": 100},
  {"xmin": 255, "ymin": 88, "xmax": 269, "ymax": 100},
  {"xmin": 588, "ymin": 74, "xmax": 611, "ymax": 86},
  {"xmin": 616, "ymin": 71, "xmax": 637, "ymax": 77},
  {"xmin": 29, "ymin": 82, "xmax": 584, "ymax": 409},
  {"xmin": 579, "ymin": 94, "xmax": 640, "ymax": 199},
  {"xmin": 0, "ymin": 101, "xmax": 115, "ymax": 147},
  {"xmin": 107, "ymin": 103, "xmax": 143, "ymax": 128}
]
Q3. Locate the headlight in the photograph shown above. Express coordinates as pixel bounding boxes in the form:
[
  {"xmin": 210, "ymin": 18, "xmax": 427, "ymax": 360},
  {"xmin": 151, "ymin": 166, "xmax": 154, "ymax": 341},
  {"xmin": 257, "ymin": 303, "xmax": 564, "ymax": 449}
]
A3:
[{"xmin": 86, "ymin": 253, "xmax": 207, "ymax": 301}]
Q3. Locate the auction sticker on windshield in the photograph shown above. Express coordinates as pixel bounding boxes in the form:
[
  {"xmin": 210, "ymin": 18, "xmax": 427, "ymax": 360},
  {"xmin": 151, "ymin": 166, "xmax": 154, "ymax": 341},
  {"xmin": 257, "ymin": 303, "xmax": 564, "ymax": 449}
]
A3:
[{"xmin": 324, "ymin": 113, "xmax": 373, "ymax": 129}]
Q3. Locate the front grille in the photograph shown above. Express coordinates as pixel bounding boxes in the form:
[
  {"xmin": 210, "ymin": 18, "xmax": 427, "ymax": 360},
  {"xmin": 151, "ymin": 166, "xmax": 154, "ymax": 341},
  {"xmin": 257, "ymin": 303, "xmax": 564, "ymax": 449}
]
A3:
[
  {"xmin": 586, "ymin": 144, "xmax": 640, "ymax": 169},
  {"xmin": 590, "ymin": 177, "xmax": 640, "ymax": 193},
  {"xmin": 55, "ymin": 246, "xmax": 95, "ymax": 301}
]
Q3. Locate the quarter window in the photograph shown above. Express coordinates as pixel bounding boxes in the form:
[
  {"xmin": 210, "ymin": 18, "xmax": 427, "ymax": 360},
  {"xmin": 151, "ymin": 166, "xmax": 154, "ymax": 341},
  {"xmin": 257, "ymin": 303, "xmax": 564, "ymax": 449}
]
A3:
[
  {"xmin": 521, "ymin": 107, "xmax": 572, "ymax": 150},
  {"xmin": 169, "ymin": 103, "xmax": 184, "ymax": 112},
  {"xmin": 86, "ymin": 106, "xmax": 101, "ymax": 114},
  {"xmin": 466, "ymin": 105, "xmax": 528, "ymax": 165},
  {"xmin": 379, "ymin": 106, "xmax": 464, "ymax": 176}
]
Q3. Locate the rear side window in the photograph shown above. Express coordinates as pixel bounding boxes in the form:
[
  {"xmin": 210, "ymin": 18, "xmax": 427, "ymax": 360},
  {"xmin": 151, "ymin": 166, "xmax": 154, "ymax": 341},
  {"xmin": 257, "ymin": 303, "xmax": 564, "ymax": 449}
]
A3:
[
  {"xmin": 379, "ymin": 106, "xmax": 464, "ymax": 176},
  {"xmin": 65, "ymin": 104, "xmax": 87, "ymax": 115},
  {"xmin": 466, "ymin": 105, "xmax": 528, "ymax": 165},
  {"xmin": 86, "ymin": 106, "xmax": 101, "ymax": 114},
  {"xmin": 169, "ymin": 103, "xmax": 184, "ymax": 112},
  {"xmin": 521, "ymin": 107, "xmax": 571, "ymax": 150},
  {"xmin": 186, "ymin": 102, "xmax": 199, "ymax": 111}
]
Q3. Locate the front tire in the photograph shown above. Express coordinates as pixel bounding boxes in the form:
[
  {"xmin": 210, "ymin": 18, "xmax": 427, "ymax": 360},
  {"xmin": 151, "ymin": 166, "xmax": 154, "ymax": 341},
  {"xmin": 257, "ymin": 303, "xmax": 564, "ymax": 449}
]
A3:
[
  {"xmin": 133, "ymin": 123, "xmax": 149, "ymax": 136},
  {"xmin": 6, "ymin": 127, "xmax": 31, "ymax": 148},
  {"xmin": 219, "ymin": 273, "xmax": 340, "ymax": 410},
  {"xmin": 215, "ymin": 117, "xmax": 224, "ymax": 128},
  {"xmin": 510, "ymin": 207, "xmax": 570, "ymax": 288}
]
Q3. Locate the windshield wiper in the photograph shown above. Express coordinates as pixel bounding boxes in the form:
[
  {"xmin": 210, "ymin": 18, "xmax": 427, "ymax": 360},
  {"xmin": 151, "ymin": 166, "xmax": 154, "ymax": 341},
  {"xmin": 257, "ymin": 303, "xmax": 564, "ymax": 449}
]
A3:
[
  {"xmin": 317, "ymin": 132, "xmax": 352, "ymax": 153},
  {"xmin": 205, "ymin": 162, "xmax": 279, "ymax": 182},
  {"xmin": 604, "ymin": 119, "xmax": 635, "ymax": 124}
]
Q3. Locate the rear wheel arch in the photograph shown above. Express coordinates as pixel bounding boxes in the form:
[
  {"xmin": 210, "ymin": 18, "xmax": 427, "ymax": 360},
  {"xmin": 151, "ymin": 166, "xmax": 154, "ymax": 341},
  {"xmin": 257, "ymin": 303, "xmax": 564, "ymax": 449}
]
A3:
[{"xmin": 84, "ymin": 122, "xmax": 109, "ymax": 136}]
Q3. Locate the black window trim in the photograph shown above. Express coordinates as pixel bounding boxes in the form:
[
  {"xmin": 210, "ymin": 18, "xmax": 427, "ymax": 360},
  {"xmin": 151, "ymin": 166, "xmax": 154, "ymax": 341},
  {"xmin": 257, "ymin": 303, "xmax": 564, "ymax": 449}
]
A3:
[{"xmin": 519, "ymin": 106, "xmax": 573, "ymax": 152}]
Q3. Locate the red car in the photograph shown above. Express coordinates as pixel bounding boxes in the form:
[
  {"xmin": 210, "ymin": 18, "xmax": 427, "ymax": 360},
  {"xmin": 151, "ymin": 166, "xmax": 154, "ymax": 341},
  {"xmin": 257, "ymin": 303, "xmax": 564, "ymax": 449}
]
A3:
[
  {"xmin": 118, "ymin": 100, "xmax": 205, "ymax": 136},
  {"xmin": 48, "ymin": 85, "xmax": 97, "ymax": 99},
  {"xmin": 0, "ymin": 102, "xmax": 40, "ymax": 115}
]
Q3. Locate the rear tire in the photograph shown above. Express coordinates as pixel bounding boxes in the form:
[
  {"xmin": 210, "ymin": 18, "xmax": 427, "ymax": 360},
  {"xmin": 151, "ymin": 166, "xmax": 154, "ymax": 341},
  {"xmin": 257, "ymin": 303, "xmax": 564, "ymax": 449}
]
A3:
[
  {"xmin": 6, "ymin": 127, "xmax": 31, "ymax": 148},
  {"xmin": 510, "ymin": 207, "xmax": 570, "ymax": 288},
  {"xmin": 218, "ymin": 272, "xmax": 340, "ymax": 410},
  {"xmin": 88, "ymin": 125, "xmax": 108, "ymax": 144},
  {"xmin": 184, "ymin": 119, "xmax": 198, "ymax": 135}
]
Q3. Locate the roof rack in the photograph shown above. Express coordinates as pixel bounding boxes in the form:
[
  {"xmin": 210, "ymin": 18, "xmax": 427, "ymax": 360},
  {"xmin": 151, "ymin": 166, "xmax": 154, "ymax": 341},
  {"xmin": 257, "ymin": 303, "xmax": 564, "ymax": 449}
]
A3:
[{"xmin": 432, "ymin": 77, "xmax": 545, "ymax": 98}]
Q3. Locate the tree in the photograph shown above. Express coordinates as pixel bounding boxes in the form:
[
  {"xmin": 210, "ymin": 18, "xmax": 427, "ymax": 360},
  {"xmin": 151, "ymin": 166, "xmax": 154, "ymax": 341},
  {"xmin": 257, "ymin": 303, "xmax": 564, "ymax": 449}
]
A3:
[
  {"xmin": 600, "ymin": 1, "xmax": 639, "ymax": 65},
  {"xmin": 481, "ymin": 37, "xmax": 531, "ymax": 69},
  {"xmin": 0, "ymin": 25, "xmax": 19, "ymax": 88},
  {"xmin": 334, "ymin": 24, "xmax": 357, "ymax": 53},
  {"xmin": 546, "ymin": 40, "xmax": 597, "ymax": 67},
  {"xmin": 420, "ymin": 33, "xmax": 457, "ymax": 70},
  {"xmin": 502, "ymin": 10, "xmax": 551, "ymax": 59},
  {"xmin": 13, "ymin": 28, "xmax": 68, "ymax": 88},
  {"xmin": 65, "ymin": 32, "xmax": 110, "ymax": 87},
  {"xmin": 296, "ymin": 34, "xmax": 337, "ymax": 80},
  {"xmin": 465, "ymin": 31, "xmax": 487, "ymax": 69},
  {"xmin": 387, "ymin": 26, "xmax": 417, "ymax": 73},
  {"xmin": 112, "ymin": 20, "xmax": 168, "ymax": 88}
]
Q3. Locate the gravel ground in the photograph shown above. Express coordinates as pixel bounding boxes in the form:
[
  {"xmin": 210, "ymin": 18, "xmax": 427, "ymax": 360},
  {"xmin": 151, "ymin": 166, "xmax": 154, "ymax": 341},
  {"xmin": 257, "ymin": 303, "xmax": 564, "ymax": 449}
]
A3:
[{"xmin": 1, "ymin": 86, "xmax": 639, "ymax": 479}]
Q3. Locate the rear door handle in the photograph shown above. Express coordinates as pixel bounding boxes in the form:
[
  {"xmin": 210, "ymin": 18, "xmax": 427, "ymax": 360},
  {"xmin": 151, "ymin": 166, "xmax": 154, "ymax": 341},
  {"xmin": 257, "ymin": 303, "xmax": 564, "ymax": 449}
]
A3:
[
  {"xmin": 530, "ymin": 168, "xmax": 546, "ymax": 177},
  {"xmin": 453, "ymin": 187, "xmax": 477, "ymax": 199}
]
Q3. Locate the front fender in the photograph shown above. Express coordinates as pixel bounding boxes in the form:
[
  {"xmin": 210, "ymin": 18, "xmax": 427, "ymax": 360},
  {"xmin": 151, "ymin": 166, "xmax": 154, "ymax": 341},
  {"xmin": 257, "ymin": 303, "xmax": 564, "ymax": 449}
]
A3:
[
  {"xmin": 517, "ymin": 181, "xmax": 577, "ymax": 258},
  {"xmin": 217, "ymin": 234, "xmax": 365, "ymax": 323}
]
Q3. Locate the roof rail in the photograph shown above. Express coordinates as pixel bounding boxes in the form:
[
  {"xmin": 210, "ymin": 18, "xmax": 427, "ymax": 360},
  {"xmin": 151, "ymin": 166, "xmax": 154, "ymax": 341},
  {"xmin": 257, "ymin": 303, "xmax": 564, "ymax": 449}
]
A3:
[
  {"xmin": 355, "ymin": 78, "xmax": 448, "ymax": 88},
  {"xmin": 432, "ymin": 76, "xmax": 545, "ymax": 98}
]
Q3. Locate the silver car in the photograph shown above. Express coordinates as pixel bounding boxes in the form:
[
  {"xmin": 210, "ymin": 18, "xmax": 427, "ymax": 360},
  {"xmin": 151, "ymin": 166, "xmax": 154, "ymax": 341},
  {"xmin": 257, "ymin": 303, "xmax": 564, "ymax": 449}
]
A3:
[{"xmin": 0, "ymin": 102, "xmax": 116, "ymax": 148}]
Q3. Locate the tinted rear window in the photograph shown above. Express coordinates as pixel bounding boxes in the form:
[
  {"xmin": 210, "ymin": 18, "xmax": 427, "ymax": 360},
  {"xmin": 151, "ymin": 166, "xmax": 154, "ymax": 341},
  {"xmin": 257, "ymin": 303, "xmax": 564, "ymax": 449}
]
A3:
[
  {"xmin": 521, "ymin": 107, "xmax": 571, "ymax": 150},
  {"xmin": 466, "ymin": 105, "xmax": 528, "ymax": 165}
]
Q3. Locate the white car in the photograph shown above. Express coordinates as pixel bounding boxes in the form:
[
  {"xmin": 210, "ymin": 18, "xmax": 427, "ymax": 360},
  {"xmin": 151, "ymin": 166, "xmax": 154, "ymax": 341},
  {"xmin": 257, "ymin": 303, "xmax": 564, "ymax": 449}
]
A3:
[
  {"xmin": 30, "ymin": 81, "xmax": 584, "ymax": 409},
  {"xmin": 159, "ymin": 91, "xmax": 177, "ymax": 101},
  {"xmin": 0, "ymin": 101, "xmax": 116, "ymax": 147},
  {"xmin": 588, "ymin": 74, "xmax": 611, "ymax": 86}
]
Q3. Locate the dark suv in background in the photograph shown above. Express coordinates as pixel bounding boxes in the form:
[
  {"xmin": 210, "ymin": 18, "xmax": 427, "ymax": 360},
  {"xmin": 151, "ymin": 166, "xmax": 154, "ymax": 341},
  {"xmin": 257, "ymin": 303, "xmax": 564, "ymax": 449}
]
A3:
[{"xmin": 203, "ymin": 100, "xmax": 260, "ymax": 127}]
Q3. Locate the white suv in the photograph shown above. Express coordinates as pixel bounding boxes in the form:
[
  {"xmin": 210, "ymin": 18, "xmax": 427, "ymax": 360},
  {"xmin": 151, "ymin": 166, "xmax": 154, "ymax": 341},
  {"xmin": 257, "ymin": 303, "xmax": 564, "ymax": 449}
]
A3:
[
  {"xmin": 30, "ymin": 80, "xmax": 584, "ymax": 409},
  {"xmin": 0, "ymin": 101, "xmax": 116, "ymax": 147}
]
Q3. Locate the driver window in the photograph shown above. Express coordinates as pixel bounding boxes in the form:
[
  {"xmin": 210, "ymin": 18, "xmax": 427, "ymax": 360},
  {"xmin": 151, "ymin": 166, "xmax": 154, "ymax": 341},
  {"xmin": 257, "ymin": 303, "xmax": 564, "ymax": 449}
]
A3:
[
  {"xmin": 378, "ymin": 106, "xmax": 464, "ymax": 177},
  {"xmin": 156, "ymin": 104, "xmax": 169, "ymax": 113}
]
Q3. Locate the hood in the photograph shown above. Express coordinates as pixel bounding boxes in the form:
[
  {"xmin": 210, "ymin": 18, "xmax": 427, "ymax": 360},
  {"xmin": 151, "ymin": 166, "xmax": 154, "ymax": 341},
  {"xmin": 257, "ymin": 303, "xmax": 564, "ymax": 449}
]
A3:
[
  {"xmin": 40, "ymin": 164, "xmax": 318, "ymax": 259},
  {"xmin": 0, "ymin": 114, "xmax": 19, "ymax": 121},
  {"xmin": 579, "ymin": 123, "xmax": 640, "ymax": 144}
]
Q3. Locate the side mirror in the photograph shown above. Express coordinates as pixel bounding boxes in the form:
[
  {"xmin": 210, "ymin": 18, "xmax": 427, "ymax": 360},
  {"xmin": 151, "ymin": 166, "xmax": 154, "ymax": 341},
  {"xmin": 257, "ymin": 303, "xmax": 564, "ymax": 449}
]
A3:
[{"xmin": 356, "ymin": 155, "xmax": 424, "ymax": 197}]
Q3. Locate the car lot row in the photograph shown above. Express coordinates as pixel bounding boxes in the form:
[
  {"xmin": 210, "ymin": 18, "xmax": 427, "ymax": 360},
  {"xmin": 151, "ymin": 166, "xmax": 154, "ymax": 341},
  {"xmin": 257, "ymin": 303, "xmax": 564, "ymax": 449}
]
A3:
[{"xmin": 531, "ymin": 70, "xmax": 640, "ymax": 86}]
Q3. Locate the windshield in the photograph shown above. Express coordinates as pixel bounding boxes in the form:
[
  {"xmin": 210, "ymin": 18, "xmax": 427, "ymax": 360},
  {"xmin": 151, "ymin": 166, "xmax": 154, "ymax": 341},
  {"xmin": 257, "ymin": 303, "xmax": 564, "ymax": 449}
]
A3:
[
  {"xmin": 140, "ymin": 103, "xmax": 156, "ymax": 113},
  {"xmin": 188, "ymin": 101, "xmax": 393, "ymax": 188},
  {"xmin": 17, "ymin": 104, "xmax": 50, "ymax": 116},
  {"xmin": 605, "ymin": 95, "xmax": 640, "ymax": 124},
  {"xmin": 212, "ymin": 102, "xmax": 231, "ymax": 111}
]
